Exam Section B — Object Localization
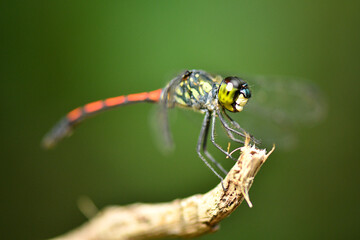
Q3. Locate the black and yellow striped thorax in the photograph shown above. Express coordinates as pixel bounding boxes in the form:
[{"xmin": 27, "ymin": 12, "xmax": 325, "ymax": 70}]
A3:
[{"xmin": 172, "ymin": 70, "xmax": 221, "ymax": 112}]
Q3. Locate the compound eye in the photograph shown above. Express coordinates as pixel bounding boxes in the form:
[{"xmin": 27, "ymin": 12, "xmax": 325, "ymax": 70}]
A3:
[
  {"xmin": 218, "ymin": 76, "xmax": 251, "ymax": 112},
  {"xmin": 225, "ymin": 81, "xmax": 235, "ymax": 93},
  {"xmin": 224, "ymin": 77, "xmax": 241, "ymax": 89},
  {"xmin": 240, "ymin": 85, "xmax": 251, "ymax": 98}
]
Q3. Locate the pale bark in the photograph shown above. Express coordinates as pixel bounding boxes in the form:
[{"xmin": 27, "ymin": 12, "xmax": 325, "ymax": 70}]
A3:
[{"xmin": 52, "ymin": 139, "xmax": 274, "ymax": 240}]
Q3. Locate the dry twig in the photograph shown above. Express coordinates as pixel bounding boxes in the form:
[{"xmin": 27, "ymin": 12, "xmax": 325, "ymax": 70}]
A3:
[{"xmin": 52, "ymin": 138, "xmax": 274, "ymax": 240}]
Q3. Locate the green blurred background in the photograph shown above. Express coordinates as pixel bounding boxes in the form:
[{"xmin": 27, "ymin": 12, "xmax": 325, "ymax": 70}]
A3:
[{"xmin": 1, "ymin": 0, "xmax": 359, "ymax": 239}]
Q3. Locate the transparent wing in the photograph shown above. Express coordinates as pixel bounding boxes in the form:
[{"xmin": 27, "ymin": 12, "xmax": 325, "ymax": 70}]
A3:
[
  {"xmin": 232, "ymin": 75, "xmax": 328, "ymax": 150},
  {"xmin": 150, "ymin": 72, "xmax": 185, "ymax": 153}
]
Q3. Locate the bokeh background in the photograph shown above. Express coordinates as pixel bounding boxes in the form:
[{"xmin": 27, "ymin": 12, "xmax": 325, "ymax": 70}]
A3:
[{"xmin": 1, "ymin": 0, "xmax": 359, "ymax": 239}]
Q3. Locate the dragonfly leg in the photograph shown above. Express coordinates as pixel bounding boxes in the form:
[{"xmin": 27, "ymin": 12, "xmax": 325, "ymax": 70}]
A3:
[
  {"xmin": 218, "ymin": 109, "xmax": 261, "ymax": 145},
  {"xmin": 218, "ymin": 110, "xmax": 245, "ymax": 144},
  {"xmin": 197, "ymin": 111, "xmax": 226, "ymax": 191},
  {"xmin": 221, "ymin": 108, "xmax": 241, "ymax": 129},
  {"xmin": 222, "ymin": 109, "xmax": 258, "ymax": 141},
  {"xmin": 210, "ymin": 113, "xmax": 237, "ymax": 161},
  {"xmin": 202, "ymin": 113, "xmax": 228, "ymax": 176}
]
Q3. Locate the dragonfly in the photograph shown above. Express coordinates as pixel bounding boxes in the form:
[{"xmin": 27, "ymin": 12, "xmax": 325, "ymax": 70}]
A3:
[{"xmin": 42, "ymin": 69, "xmax": 326, "ymax": 187}]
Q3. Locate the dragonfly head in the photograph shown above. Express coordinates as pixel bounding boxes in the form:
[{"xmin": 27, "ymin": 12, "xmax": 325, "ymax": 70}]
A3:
[{"xmin": 218, "ymin": 76, "xmax": 251, "ymax": 112}]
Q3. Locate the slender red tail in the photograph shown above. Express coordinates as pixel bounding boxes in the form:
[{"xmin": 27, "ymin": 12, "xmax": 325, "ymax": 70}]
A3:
[{"xmin": 42, "ymin": 89, "xmax": 163, "ymax": 149}]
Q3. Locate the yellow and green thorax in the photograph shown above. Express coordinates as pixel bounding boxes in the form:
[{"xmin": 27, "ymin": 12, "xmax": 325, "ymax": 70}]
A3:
[{"xmin": 171, "ymin": 70, "xmax": 251, "ymax": 113}]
